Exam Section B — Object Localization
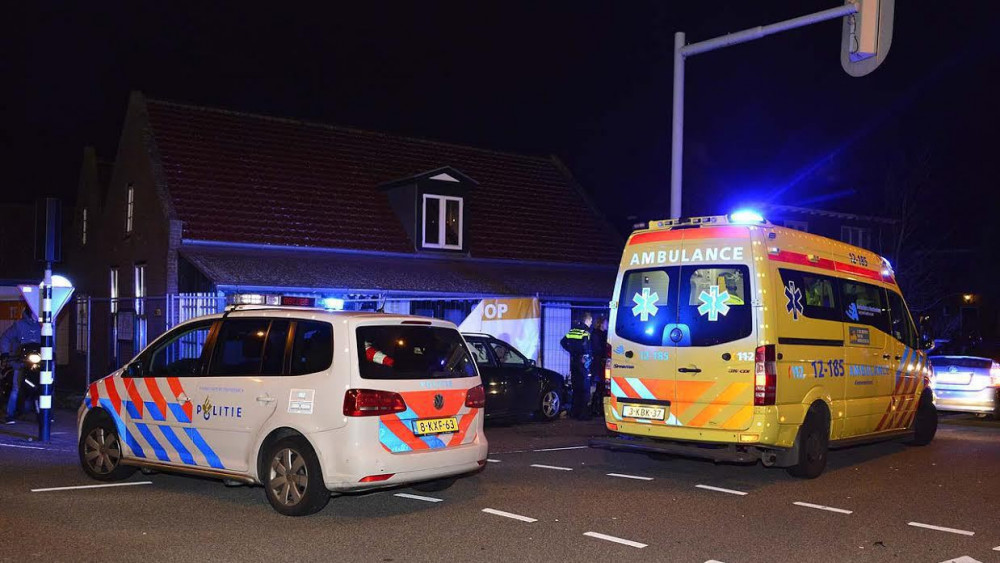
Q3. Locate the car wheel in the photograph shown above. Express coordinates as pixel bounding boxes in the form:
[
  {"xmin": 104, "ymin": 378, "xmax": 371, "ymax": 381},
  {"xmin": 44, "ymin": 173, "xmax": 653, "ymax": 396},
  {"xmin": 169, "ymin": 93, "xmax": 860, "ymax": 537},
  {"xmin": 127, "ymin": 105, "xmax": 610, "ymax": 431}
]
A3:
[
  {"xmin": 538, "ymin": 387, "xmax": 561, "ymax": 422},
  {"xmin": 786, "ymin": 408, "xmax": 829, "ymax": 479},
  {"xmin": 908, "ymin": 391, "xmax": 938, "ymax": 446},
  {"xmin": 412, "ymin": 476, "xmax": 458, "ymax": 493},
  {"xmin": 79, "ymin": 413, "xmax": 136, "ymax": 481},
  {"xmin": 262, "ymin": 436, "xmax": 329, "ymax": 516}
]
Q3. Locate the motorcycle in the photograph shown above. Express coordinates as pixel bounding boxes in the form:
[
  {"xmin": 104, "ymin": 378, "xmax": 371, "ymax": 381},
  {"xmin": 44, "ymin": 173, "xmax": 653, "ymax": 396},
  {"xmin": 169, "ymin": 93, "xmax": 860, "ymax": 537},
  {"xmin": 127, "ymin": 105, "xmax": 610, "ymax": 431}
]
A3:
[{"xmin": 0, "ymin": 343, "xmax": 43, "ymax": 420}]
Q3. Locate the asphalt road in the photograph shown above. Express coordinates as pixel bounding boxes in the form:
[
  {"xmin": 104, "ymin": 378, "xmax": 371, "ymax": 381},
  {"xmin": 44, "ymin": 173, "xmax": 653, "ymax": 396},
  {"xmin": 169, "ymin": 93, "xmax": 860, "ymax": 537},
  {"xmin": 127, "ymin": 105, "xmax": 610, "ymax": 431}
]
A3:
[{"xmin": 1, "ymin": 412, "xmax": 998, "ymax": 563}]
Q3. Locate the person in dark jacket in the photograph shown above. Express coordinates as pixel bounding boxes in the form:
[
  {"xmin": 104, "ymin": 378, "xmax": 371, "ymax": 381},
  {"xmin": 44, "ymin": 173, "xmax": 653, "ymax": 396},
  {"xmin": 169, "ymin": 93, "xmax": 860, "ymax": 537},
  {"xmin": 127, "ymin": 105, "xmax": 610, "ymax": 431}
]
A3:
[
  {"xmin": 1, "ymin": 308, "xmax": 40, "ymax": 424},
  {"xmin": 590, "ymin": 316, "xmax": 608, "ymax": 415},
  {"xmin": 561, "ymin": 311, "xmax": 593, "ymax": 420}
]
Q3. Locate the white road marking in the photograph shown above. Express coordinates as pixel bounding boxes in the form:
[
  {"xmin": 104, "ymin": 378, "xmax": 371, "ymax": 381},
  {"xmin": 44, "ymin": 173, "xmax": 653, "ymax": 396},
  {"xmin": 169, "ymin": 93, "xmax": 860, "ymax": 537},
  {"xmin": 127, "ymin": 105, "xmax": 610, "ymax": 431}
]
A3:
[
  {"xmin": 530, "ymin": 464, "xmax": 573, "ymax": 471},
  {"xmin": 793, "ymin": 501, "xmax": 853, "ymax": 515},
  {"xmin": 394, "ymin": 493, "xmax": 443, "ymax": 503},
  {"xmin": 938, "ymin": 557, "xmax": 982, "ymax": 563},
  {"xmin": 0, "ymin": 443, "xmax": 46, "ymax": 450},
  {"xmin": 583, "ymin": 531, "xmax": 647, "ymax": 549},
  {"xmin": 994, "ymin": 546, "xmax": 1000, "ymax": 551},
  {"xmin": 607, "ymin": 473, "xmax": 653, "ymax": 481},
  {"xmin": 695, "ymin": 484, "xmax": 747, "ymax": 496},
  {"xmin": 907, "ymin": 522, "xmax": 975, "ymax": 536},
  {"xmin": 481, "ymin": 508, "xmax": 537, "ymax": 523},
  {"xmin": 532, "ymin": 445, "xmax": 589, "ymax": 452},
  {"xmin": 486, "ymin": 459, "xmax": 501, "ymax": 463},
  {"xmin": 31, "ymin": 481, "xmax": 153, "ymax": 493},
  {"xmin": 705, "ymin": 560, "xmax": 726, "ymax": 563}
]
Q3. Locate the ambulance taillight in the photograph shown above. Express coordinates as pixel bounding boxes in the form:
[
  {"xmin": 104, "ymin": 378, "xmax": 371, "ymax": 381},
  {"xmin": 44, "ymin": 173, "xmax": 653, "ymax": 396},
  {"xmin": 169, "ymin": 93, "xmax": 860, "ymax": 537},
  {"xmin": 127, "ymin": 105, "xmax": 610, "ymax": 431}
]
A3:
[
  {"xmin": 991, "ymin": 362, "xmax": 1000, "ymax": 388},
  {"xmin": 343, "ymin": 389, "xmax": 407, "ymax": 416},
  {"xmin": 604, "ymin": 343, "xmax": 612, "ymax": 395},
  {"xmin": 754, "ymin": 345, "xmax": 777, "ymax": 406}
]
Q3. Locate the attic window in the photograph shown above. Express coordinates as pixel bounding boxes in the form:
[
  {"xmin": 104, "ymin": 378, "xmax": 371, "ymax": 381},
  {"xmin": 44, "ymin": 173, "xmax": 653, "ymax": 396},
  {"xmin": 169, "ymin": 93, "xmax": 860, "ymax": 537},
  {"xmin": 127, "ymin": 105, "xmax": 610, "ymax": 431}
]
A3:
[
  {"xmin": 422, "ymin": 194, "xmax": 463, "ymax": 250},
  {"xmin": 125, "ymin": 183, "xmax": 134, "ymax": 234}
]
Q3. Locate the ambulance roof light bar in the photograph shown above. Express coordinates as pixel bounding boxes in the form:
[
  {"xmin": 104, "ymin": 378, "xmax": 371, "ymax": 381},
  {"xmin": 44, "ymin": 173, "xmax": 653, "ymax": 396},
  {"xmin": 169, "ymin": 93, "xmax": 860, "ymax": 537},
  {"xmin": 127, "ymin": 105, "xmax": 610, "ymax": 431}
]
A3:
[{"xmin": 648, "ymin": 211, "xmax": 770, "ymax": 230}]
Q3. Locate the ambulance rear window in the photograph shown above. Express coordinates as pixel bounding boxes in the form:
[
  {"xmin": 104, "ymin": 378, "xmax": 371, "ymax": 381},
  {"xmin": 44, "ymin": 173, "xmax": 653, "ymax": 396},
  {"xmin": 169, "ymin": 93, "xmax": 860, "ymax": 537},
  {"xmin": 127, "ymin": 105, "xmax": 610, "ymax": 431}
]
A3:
[
  {"xmin": 356, "ymin": 325, "xmax": 478, "ymax": 380},
  {"xmin": 615, "ymin": 265, "xmax": 752, "ymax": 346}
]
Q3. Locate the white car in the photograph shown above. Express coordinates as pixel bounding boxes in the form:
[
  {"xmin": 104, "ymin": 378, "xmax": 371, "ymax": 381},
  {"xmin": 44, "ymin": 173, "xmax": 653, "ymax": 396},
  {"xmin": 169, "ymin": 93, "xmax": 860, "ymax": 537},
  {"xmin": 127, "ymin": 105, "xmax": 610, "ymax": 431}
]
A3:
[{"xmin": 77, "ymin": 306, "xmax": 488, "ymax": 516}]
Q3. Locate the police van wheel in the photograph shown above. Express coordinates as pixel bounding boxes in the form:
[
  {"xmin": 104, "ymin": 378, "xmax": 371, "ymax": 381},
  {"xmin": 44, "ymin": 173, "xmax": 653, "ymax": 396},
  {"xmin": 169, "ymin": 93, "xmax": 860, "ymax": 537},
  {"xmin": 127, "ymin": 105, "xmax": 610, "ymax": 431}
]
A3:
[
  {"xmin": 262, "ymin": 437, "xmax": 329, "ymax": 517},
  {"xmin": 787, "ymin": 410, "xmax": 828, "ymax": 479},
  {"xmin": 908, "ymin": 391, "xmax": 938, "ymax": 446},
  {"xmin": 79, "ymin": 414, "xmax": 136, "ymax": 482}
]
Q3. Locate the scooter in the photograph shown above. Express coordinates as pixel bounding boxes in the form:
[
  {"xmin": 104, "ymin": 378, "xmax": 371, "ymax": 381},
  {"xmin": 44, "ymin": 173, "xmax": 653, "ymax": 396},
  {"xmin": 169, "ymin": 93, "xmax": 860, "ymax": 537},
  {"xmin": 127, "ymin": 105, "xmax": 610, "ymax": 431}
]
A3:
[{"xmin": 0, "ymin": 344, "xmax": 43, "ymax": 420}]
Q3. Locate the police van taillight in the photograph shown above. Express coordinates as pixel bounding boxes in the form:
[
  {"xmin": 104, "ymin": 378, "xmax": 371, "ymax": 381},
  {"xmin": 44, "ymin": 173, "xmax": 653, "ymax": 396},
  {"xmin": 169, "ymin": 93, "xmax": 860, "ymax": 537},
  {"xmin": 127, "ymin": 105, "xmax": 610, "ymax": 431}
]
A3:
[
  {"xmin": 754, "ymin": 345, "xmax": 777, "ymax": 406},
  {"xmin": 343, "ymin": 389, "xmax": 406, "ymax": 417},
  {"xmin": 465, "ymin": 384, "xmax": 486, "ymax": 408}
]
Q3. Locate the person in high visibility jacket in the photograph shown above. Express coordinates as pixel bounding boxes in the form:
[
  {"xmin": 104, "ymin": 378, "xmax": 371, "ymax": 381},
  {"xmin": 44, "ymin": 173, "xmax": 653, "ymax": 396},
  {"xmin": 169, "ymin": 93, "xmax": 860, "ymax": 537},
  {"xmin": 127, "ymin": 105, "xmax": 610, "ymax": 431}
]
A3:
[{"xmin": 561, "ymin": 311, "xmax": 593, "ymax": 420}]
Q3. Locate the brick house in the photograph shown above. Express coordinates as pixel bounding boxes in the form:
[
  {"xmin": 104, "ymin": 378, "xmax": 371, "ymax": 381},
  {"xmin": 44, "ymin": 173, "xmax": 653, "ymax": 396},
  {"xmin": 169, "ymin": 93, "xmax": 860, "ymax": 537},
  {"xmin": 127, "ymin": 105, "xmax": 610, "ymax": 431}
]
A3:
[{"xmin": 66, "ymin": 92, "xmax": 623, "ymax": 387}]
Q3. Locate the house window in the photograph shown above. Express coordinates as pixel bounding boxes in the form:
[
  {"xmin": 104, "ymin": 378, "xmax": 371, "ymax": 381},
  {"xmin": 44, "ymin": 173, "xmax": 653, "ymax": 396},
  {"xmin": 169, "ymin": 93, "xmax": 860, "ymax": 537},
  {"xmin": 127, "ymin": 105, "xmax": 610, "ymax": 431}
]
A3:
[
  {"xmin": 82, "ymin": 208, "xmax": 88, "ymax": 245},
  {"xmin": 75, "ymin": 297, "xmax": 88, "ymax": 353},
  {"xmin": 422, "ymin": 194, "xmax": 463, "ymax": 250},
  {"xmin": 783, "ymin": 220, "xmax": 809, "ymax": 232},
  {"xmin": 841, "ymin": 225, "xmax": 871, "ymax": 248},
  {"xmin": 125, "ymin": 184, "xmax": 134, "ymax": 234},
  {"xmin": 110, "ymin": 268, "xmax": 119, "ymax": 314},
  {"xmin": 134, "ymin": 264, "xmax": 147, "ymax": 348}
]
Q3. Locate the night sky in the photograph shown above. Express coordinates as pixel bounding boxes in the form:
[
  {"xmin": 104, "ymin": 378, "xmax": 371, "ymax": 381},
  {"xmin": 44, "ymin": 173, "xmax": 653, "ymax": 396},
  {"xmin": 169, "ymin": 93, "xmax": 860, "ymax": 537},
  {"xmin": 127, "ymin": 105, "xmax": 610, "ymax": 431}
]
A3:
[{"xmin": 2, "ymin": 2, "xmax": 997, "ymax": 239}]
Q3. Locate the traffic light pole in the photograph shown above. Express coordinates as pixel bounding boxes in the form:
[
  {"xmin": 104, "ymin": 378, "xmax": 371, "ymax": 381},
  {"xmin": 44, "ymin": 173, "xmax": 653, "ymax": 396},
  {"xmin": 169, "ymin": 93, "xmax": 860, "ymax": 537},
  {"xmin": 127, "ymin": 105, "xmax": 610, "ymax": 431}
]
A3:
[
  {"xmin": 39, "ymin": 263, "xmax": 53, "ymax": 441},
  {"xmin": 669, "ymin": 2, "xmax": 860, "ymax": 219}
]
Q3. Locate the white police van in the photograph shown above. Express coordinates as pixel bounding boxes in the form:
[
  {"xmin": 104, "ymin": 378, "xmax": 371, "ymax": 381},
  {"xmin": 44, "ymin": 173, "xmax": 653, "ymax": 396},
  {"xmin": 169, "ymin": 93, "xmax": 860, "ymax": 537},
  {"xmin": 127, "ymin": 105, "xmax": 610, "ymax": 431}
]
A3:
[{"xmin": 78, "ymin": 305, "xmax": 488, "ymax": 516}]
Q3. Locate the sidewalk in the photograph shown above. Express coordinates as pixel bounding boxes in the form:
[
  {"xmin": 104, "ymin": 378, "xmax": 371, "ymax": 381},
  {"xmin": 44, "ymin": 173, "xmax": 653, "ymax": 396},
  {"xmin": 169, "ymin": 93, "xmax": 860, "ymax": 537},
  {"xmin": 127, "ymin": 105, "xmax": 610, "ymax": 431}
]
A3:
[{"xmin": 0, "ymin": 407, "xmax": 79, "ymax": 449}]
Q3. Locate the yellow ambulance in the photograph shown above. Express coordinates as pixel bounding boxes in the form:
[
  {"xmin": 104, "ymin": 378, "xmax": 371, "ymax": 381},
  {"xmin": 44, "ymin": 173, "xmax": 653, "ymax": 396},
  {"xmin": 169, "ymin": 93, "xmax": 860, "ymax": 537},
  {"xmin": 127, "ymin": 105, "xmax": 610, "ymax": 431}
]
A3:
[{"xmin": 593, "ymin": 211, "xmax": 936, "ymax": 478}]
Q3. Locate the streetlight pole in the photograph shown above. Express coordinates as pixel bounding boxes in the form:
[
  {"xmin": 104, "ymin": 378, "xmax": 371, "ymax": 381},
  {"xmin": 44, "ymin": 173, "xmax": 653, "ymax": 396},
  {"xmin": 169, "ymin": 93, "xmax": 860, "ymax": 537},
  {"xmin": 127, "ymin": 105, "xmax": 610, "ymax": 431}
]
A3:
[{"xmin": 669, "ymin": 2, "xmax": 865, "ymax": 219}]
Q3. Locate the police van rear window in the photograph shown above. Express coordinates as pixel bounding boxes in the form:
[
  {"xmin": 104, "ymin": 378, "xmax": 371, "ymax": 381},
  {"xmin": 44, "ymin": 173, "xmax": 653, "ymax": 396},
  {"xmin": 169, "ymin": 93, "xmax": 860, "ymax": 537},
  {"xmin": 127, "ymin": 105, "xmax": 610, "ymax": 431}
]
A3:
[
  {"xmin": 616, "ymin": 265, "xmax": 752, "ymax": 347},
  {"xmin": 356, "ymin": 325, "xmax": 478, "ymax": 380}
]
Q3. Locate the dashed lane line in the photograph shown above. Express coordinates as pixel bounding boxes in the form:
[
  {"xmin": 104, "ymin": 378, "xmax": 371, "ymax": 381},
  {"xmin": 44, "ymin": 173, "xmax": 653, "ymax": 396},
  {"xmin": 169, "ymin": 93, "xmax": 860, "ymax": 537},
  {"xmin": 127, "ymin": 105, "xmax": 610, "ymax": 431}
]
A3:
[
  {"xmin": 583, "ymin": 532, "xmax": 647, "ymax": 549},
  {"xmin": 907, "ymin": 522, "xmax": 975, "ymax": 536},
  {"xmin": 607, "ymin": 473, "xmax": 654, "ymax": 481},
  {"xmin": 532, "ymin": 445, "xmax": 590, "ymax": 452},
  {"xmin": 1, "ymin": 443, "xmax": 46, "ymax": 450},
  {"xmin": 938, "ymin": 557, "xmax": 982, "ymax": 563},
  {"xmin": 481, "ymin": 508, "xmax": 537, "ymax": 523},
  {"xmin": 393, "ymin": 493, "xmax": 443, "ymax": 503},
  {"xmin": 695, "ymin": 484, "xmax": 748, "ymax": 496},
  {"xmin": 793, "ymin": 501, "xmax": 853, "ymax": 515},
  {"xmin": 31, "ymin": 481, "xmax": 153, "ymax": 493},
  {"xmin": 486, "ymin": 459, "xmax": 501, "ymax": 463},
  {"xmin": 994, "ymin": 546, "xmax": 1000, "ymax": 551},
  {"xmin": 530, "ymin": 464, "xmax": 573, "ymax": 471}
]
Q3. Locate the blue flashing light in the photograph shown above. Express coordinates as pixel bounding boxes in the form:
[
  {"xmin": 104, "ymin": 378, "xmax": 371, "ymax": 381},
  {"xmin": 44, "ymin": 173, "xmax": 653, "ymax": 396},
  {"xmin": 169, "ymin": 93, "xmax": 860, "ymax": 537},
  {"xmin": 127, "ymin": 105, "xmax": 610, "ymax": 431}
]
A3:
[
  {"xmin": 728, "ymin": 209, "xmax": 765, "ymax": 224},
  {"xmin": 323, "ymin": 297, "xmax": 345, "ymax": 311},
  {"xmin": 644, "ymin": 326, "xmax": 655, "ymax": 336}
]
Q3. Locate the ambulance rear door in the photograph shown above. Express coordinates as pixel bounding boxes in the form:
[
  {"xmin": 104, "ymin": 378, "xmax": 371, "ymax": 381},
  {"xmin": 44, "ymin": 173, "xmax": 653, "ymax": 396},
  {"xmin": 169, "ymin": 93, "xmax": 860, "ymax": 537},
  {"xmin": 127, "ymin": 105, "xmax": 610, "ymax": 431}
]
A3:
[{"xmin": 670, "ymin": 227, "xmax": 758, "ymax": 431}]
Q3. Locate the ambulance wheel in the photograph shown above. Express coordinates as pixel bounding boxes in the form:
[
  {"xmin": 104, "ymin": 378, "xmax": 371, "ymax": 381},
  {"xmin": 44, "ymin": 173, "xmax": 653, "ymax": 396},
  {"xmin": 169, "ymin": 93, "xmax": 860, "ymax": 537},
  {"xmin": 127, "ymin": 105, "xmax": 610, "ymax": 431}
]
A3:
[
  {"xmin": 262, "ymin": 436, "xmax": 329, "ymax": 516},
  {"xmin": 908, "ymin": 391, "xmax": 938, "ymax": 446},
  {"xmin": 787, "ymin": 409, "xmax": 828, "ymax": 479},
  {"xmin": 412, "ymin": 477, "xmax": 458, "ymax": 493},
  {"xmin": 79, "ymin": 412, "xmax": 136, "ymax": 481},
  {"xmin": 538, "ymin": 387, "xmax": 561, "ymax": 422}
]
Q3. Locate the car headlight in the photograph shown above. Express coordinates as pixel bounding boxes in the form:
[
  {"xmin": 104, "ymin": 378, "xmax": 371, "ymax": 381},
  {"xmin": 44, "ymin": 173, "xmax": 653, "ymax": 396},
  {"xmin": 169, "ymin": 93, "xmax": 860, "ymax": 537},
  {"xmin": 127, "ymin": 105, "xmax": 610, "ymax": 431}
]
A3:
[{"xmin": 27, "ymin": 353, "xmax": 41, "ymax": 364}]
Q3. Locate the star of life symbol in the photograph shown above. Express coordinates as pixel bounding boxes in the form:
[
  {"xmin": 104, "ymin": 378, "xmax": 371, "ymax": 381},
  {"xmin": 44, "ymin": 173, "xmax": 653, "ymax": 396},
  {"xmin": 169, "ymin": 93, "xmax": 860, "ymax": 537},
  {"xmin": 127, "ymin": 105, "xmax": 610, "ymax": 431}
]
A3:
[
  {"xmin": 697, "ymin": 284, "xmax": 730, "ymax": 322},
  {"xmin": 785, "ymin": 280, "xmax": 804, "ymax": 320},
  {"xmin": 631, "ymin": 287, "xmax": 659, "ymax": 322}
]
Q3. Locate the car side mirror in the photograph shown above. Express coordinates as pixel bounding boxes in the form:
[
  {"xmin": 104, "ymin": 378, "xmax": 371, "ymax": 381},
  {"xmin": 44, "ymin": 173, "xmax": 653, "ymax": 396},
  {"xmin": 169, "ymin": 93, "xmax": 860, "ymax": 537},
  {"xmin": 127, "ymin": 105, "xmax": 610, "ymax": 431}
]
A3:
[{"xmin": 527, "ymin": 359, "xmax": 536, "ymax": 368}]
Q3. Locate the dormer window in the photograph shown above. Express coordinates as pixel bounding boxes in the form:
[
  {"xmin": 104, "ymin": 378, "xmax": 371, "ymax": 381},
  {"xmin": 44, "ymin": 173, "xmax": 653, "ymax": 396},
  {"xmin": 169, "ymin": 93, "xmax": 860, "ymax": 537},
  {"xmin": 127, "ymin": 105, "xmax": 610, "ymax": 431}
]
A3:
[{"xmin": 422, "ymin": 194, "xmax": 463, "ymax": 250}]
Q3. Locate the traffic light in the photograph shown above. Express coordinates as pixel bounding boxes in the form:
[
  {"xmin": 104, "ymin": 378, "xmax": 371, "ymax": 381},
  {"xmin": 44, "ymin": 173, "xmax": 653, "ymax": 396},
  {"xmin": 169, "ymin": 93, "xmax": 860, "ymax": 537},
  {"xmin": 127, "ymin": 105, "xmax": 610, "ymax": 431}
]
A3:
[{"xmin": 841, "ymin": 0, "xmax": 895, "ymax": 77}]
